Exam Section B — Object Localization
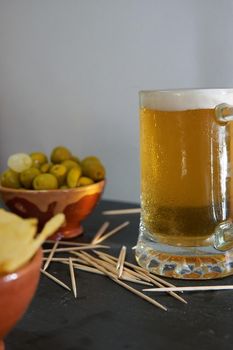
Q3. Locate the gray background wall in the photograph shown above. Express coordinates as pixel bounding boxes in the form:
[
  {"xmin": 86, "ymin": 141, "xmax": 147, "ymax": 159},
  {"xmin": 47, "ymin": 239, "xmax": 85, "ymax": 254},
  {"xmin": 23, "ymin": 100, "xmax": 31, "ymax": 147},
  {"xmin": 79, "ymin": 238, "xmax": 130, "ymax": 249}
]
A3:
[{"xmin": 0, "ymin": 0, "xmax": 233, "ymax": 202}]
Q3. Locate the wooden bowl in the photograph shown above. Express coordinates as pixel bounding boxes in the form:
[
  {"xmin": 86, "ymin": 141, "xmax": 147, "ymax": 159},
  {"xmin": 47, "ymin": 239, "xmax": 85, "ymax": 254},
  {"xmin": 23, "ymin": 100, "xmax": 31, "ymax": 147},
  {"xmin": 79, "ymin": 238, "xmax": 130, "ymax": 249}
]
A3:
[
  {"xmin": 0, "ymin": 180, "xmax": 105, "ymax": 239},
  {"xmin": 0, "ymin": 249, "xmax": 42, "ymax": 350}
]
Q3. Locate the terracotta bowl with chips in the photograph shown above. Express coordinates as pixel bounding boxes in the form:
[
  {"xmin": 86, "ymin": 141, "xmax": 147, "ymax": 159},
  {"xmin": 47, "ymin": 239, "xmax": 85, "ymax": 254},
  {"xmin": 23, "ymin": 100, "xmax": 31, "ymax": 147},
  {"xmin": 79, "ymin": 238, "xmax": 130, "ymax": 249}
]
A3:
[
  {"xmin": 0, "ymin": 249, "xmax": 42, "ymax": 350},
  {"xmin": 0, "ymin": 180, "xmax": 105, "ymax": 240}
]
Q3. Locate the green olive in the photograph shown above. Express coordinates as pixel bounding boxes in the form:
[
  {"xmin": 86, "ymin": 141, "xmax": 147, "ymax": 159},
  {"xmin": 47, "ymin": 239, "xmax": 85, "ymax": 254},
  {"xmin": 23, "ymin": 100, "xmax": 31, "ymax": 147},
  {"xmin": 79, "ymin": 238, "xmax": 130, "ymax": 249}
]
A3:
[
  {"xmin": 30, "ymin": 152, "xmax": 48, "ymax": 168},
  {"xmin": 50, "ymin": 146, "xmax": 72, "ymax": 164},
  {"xmin": 1, "ymin": 169, "xmax": 21, "ymax": 189},
  {"xmin": 81, "ymin": 160, "xmax": 105, "ymax": 181},
  {"xmin": 50, "ymin": 164, "xmax": 67, "ymax": 186},
  {"xmin": 81, "ymin": 156, "xmax": 101, "ymax": 166},
  {"xmin": 33, "ymin": 173, "xmax": 58, "ymax": 190},
  {"xmin": 20, "ymin": 167, "xmax": 41, "ymax": 189},
  {"xmin": 67, "ymin": 166, "xmax": 82, "ymax": 188},
  {"xmin": 40, "ymin": 163, "xmax": 52, "ymax": 173},
  {"xmin": 62, "ymin": 159, "xmax": 79, "ymax": 172},
  {"xmin": 70, "ymin": 155, "xmax": 81, "ymax": 164},
  {"xmin": 77, "ymin": 176, "xmax": 94, "ymax": 187}
]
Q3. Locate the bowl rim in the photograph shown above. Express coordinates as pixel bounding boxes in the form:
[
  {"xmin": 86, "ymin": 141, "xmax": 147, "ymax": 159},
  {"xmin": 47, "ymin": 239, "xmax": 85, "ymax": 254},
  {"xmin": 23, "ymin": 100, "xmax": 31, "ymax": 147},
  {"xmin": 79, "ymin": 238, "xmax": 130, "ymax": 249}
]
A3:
[
  {"xmin": 0, "ymin": 179, "xmax": 105, "ymax": 194},
  {"xmin": 0, "ymin": 249, "xmax": 42, "ymax": 283}
]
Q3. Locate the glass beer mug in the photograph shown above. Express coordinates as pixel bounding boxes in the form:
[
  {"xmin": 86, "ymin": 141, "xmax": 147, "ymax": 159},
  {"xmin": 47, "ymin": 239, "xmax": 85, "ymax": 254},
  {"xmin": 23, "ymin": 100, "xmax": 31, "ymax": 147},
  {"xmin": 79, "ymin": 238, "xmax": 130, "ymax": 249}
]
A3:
[{"xmin": 135, "ymin": 89, "xmax": 233, "ymax": 279}]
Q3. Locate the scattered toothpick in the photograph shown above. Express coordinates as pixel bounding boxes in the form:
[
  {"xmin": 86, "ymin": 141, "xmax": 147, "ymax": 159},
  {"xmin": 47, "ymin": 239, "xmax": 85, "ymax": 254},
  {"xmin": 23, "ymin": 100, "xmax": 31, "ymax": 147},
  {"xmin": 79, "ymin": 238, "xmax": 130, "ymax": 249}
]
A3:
[
  {"xmin": 91, "ymin": 222, "xmax": 110, "ymax": 244},
  {"xmin": 39, "ymin": 203, "xmax": 233, "ymax": 312},
  {"xmin": 94, "ymin": 221, "xmax": 130, "ymax": 244},
  {"xmin": 121, "ymin": 277, "xmax": 152, "ymax": 286},
  {"xmin": 43, "ymin": 256, "xmax": 92, "ymax": 267},
  {"xmin": 69, "ymin": 257, "xmax": 77, "ymax": 298},
  {"xmin": 143, "ymin": 286, "xmax": 233, "ymax": 293},
  {"xmin": 113, "ymin": 277, "xmax": 167, "ymax": 311},
  {"xmin": 137, "ymin": 270, "xmax": 187, "ymax": 304},
  {"xmin": 43, "ymin": 244, "xmax": 109, "ymax": 253},
  {"xmin": 94, "ymin": 250, "xmax": 187, "ymax": 304},
  {"xmin": 102, "ymin": 208, "xmax": 141, "ymax": 215},
  {"xmin": 116, "ymin": 246, "xmax": 127, "ymax": 278},
  {"xmin": 71, "ymin": 250, "xmax": 150, "ymax": 285},
  {"xmin": 45, "ymin": 240, "xmax": 90, "ymax": 246},
  {"xmin": 42, "ymin": 257, "xmax": 69, "ymax": 262},
  {"xmin": 76, "ymin": 253, "xmax": 129, "ymax": 279},
  {"xmin": 116, "ymin": 247, "xmax": 123, "ymax": 270},
  {"xmin": 95, "ymin": 251, "xmax": 180, "ymax": 289},
  {"xmin": 61, "ymin": 261, "xmax": 105, "ymax": 276},
  {"xmin": 43, "ymin": 241, "xmax": 59, "ymax": 271},
  {"xmin": 60, "ymin": 260, "xmax": 152, "ymax": 286},
  {"xmin": 40, "ymin": 269, "xmax": 71, "ymax": 291},
  {"xmin": 78, "ymin": 251, "xmax": 167, "ymax": 311},
  {"xmin": 95, "ymin": 251, "xmax": 152, "ymax": 283}
]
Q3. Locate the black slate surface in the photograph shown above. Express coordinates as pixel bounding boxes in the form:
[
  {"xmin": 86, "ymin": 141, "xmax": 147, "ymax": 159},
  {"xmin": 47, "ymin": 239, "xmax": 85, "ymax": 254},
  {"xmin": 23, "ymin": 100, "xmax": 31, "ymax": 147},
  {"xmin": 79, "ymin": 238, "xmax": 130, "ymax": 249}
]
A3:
[{"xmin": 4, "ymin": 200, "xmax": 233, "ymax": 350}]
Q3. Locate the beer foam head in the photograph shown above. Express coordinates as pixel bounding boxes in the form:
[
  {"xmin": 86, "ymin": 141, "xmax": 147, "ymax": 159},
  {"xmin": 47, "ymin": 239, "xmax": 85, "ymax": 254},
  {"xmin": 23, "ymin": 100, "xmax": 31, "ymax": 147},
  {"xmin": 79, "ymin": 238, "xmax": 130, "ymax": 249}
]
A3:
[{"xmin": 139, "ymin": 89, "xmax": 233, "ymax": 111}]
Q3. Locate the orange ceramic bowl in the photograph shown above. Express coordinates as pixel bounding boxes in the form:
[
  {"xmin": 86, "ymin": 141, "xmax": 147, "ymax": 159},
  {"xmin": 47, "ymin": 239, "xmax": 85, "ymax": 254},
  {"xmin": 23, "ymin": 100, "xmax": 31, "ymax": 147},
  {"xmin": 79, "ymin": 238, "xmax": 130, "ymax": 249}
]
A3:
[
  {"xmin": 0, "ymin": 180, "xmax": 105, "ymax": 240},
  {"xmin": 0, "ymin": 249, "xmax": 42, "ymax": 350}
]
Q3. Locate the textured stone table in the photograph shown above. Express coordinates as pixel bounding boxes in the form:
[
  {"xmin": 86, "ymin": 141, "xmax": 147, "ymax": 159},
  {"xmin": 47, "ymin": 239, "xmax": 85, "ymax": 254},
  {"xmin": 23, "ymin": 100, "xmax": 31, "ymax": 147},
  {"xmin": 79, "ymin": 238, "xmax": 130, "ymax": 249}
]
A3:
[{"xmin": 5, "ymin": 200, "xmax": 233, "ymax": 350}]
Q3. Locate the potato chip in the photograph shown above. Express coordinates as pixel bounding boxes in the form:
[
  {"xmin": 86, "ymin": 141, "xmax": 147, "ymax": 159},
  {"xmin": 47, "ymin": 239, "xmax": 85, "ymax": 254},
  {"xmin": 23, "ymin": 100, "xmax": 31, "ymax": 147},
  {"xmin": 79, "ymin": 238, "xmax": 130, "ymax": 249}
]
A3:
[{"xmin": 0, "ymin": 209, "xmax": 65, "ymax": 274}]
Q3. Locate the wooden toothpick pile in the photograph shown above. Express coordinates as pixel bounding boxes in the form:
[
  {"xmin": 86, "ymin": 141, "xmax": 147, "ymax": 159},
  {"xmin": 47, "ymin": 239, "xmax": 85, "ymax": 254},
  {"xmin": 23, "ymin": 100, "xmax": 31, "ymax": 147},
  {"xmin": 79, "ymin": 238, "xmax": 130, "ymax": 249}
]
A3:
[{"xmin": 41, "ymin": 208, "xmax": 233, "ymax": 311}]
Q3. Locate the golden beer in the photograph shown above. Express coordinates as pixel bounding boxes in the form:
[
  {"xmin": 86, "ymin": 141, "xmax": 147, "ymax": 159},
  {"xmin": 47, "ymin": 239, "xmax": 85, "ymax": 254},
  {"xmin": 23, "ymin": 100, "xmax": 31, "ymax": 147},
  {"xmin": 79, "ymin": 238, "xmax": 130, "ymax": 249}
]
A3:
[
  {"xmin": 136, "ymin": 89, "xmax": 233, "ymax": 279},
  {"xmin": 140, "ymin": 107, "xmax": 233, "ymax": 247}
]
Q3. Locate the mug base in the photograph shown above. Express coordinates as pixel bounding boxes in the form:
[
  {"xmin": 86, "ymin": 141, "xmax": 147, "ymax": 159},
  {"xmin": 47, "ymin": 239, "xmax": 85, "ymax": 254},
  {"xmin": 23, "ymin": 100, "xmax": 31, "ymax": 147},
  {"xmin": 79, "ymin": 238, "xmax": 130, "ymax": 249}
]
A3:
[{"xmin": 135, "ymin": 225, "xmax": 233, "ymax": 280}]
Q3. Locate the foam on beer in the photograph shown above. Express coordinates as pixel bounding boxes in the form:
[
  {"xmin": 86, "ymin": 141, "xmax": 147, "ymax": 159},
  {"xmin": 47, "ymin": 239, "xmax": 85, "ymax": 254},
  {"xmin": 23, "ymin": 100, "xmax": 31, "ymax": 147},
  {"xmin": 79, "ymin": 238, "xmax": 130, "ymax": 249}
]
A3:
[{"xmin": 140, "ymin": 89, "xmax": 233, "ymax": 111}]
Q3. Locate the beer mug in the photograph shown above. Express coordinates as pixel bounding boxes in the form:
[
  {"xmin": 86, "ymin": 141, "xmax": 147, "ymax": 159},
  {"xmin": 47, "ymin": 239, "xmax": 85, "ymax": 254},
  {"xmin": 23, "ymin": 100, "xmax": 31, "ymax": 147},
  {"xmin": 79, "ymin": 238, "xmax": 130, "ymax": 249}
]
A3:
[{"xmin": 135, "ymin": 89, "xmax": 233, "ymax": 279}]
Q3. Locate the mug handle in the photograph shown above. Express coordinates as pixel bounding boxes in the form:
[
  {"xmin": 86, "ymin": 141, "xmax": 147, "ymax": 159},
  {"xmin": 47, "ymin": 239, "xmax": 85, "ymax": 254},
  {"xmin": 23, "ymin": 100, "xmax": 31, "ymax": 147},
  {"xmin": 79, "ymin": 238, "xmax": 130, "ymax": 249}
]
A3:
[
  {"xmin": 215, "ymin": 103, "xmax": 233, "ymax": 124},
  {"xmin": 214, "ymin": 103, "xmax": 233, "ymax": 251}
]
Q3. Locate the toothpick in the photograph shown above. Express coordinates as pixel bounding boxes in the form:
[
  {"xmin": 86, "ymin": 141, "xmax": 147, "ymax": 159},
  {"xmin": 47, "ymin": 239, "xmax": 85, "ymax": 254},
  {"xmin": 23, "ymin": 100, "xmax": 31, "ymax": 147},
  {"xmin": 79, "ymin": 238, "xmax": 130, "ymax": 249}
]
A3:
[
  {"xmin": 96, "ymin": 251, "xmax": 179, "ymax": 289},
  {"xmin": 116, "ymin": 247, "xmax": 123, "ymax": 270},
  {"xmin": 61, "ymin": 261, "xmax": 105, "ymax": 275},
  {"xmin": 94, "ymin": 250, "xmax": 187, "ymax": 304},
  {"xmin": 137, "ymin": 270, "xmax": 187, "ymax": 304},
  {"xmin": 113, "ymin": 277, "xmax": 167, "ymax": 311},
  {"xmin": 42, "ymin": 253, "xmax": 153, "ymax": 288},
  {"xmin": 43, "ymin": 257, "xmax": 68, "ymax": 262},
  {"xmin": 141, "ymin": 270, "xmax": 183, "ymax": 291},
  {"xmin": 69, "ymin": 258, "xmax": 77, "ymax": 298},
  {"xmin": 43, "ymin": 241, "xmax": 59, "ymax": 271},
  {"xmin": 91, "ymin": 222, "xmax": 110, "ymax": 244},
  {"xmin": 45, "ymin": 240, "xmax": 90, "ymax": 246},
  {"xmin": 61, "ymin": 259, "xmax": 152, "ymax": 286},
  {"xmin": 121, "ymin": 277, "xmax": 153, "ymax": 286},
  {"xmin": 94, "ymin": 221, "xmax": 130, "ymax": 244},
  {"xmin": 43, "ymin": 244, "xmax": 109, "ymax": 253},
  {"xmin": 79, "ymin": 253, "xmax": 130, "ymax": 279},
  {"xmin": 40, "ymin": 269, "xmax": 71, "ymax": 291},
  {"xmin": 78, "ymin": 250, "xmax": 149, "ymax": 283},
  {"xmin": 78, "ymin": 252, "xmax": 167, "ymax": 311},
  {"xmin": 102, "ymin": 208, "xmax": 141, "ymax": 215},
  {"xmin": 118, "ymin": 246, "xmax": 127, "ymax": 278},
  {"xmin": 94, "ymin": 250, "xmax": 152, "ymax": 283},
  {"xmin": 143, "ymin": 285, "xmax": 233, "ymax": 293},
  {"xmin": 42, "ymin": 257, "xmax": 90, "ymax": 266}
]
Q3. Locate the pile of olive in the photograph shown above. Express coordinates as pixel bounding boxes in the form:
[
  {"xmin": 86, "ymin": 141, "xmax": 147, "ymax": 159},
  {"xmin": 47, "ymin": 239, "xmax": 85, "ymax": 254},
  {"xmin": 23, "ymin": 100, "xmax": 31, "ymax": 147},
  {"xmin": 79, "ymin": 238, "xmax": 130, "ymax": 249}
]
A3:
[{"xmin": 0, "ymin": 146, "xmax": 105, "ymax": 190}]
